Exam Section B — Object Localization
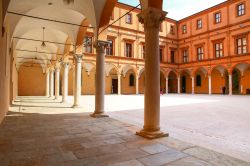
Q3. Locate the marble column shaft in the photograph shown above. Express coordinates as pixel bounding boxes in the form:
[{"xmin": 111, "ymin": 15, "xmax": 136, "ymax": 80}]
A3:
[
  {"xmin": 50, "ymin": 68, "xmax": 54, "ymax": 97},
  {"xmin": 73, "ymin": 55, "xmax": 82, "ymax": 107},
  {"xmin": 91, "ymin": 41, "xmax": 109, "ymax": 117},
  {"xmin": 136, "ymin": 7, "xmax": 168, "ymax": 139},
  {"xmin": 55, "ymin": 67, "xmax": 60, "ymax": 99},
  {"xmin": 46, "ymin": 71, "xmax": 50, "ymax": 96},
  {"xmin": 62, "ymin": 63, "xmax": 69, "ymax": 102}
]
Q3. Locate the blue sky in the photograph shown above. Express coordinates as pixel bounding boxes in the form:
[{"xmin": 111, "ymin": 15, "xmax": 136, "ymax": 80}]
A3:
[{"xmin": 118, "ymin": 0, "xmax": 227, "ymax": 20}]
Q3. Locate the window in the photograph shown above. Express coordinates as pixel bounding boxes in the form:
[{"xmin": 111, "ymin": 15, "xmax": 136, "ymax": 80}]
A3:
[
  {"xmin": 197, "ymin": 47, "xmax": 204, "ymax": 61},
  {"xmin": 83, "ymin": 36, "xmax": 92, "ymax": 53},
  {"xmin": 182, "ymin": 25, "xmax": 187, "ymax": 34},
  {"xmin": 159, "ymin": 48, "xmax": 163, "ymax": 62},
  {"xmin": 236, "ymin": 36, "xmax": 247, "ymax": 55},
  {"xmin": 171, "ymin": 51, "xmax": 175, "ymax": 64},
  {"xmin": 129, "ymin": 74, "xmax": 135, "ymax": 86},
  {"xmin": 214, "ymin": 42, "xmax": 223, "ymax": 58},
  {"xmin": 125, "ymin": 42, "xmax": 133, "ymax": 58},
  {"xmin": 197, "ymin": 19, "xmax": 202, "ymax": 29},
  {"xmin": 106, "ymin": 39, "xmax": 114, "ymax": 55},
  {"xmin": 170, "ymin": 25, "xmax": 174, "ymax": 35},
  {"xmin": 196, "ymin": 75, "xmax": 201, "ymax": 87},
  {"xmin": 237, "ymin": 3, "xmax": 245, "ymax": 16},
  {"xmin": 183, "ymin": 49, "xmax": 189, "ymax": 63},
  {"xmin": 215, "ymin": 12, "xmax": 221, "ymax": 24},
  {"xmin": 142, "ymin": 45, "xmax": 145, "ymax": 59},
  {"xmin": 125, "ymin": 13, "xmax": 132, "ymax": 24}
]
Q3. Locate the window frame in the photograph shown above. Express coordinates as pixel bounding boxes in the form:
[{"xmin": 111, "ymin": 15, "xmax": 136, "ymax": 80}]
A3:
[
  {"xmin": 124, "ymin": 40, "xmax": 134, "ymax": 58},
  {"xmin": 213, "ymin": 40, "xmax": 224, "ymax": 58},
  {"xmin": 197, "ymin": 19, "xmax": 202, "ymax": 29},
  {"xmin": 170, "ymin": 25, "xmax": 175, "ymax": 35},
  {"xmin": 196, "ymin": 75, "xmax": 202, "ymax": 87},
  {"xmin": 170, "ymin": 50, "xmax": 175, "ymax": 64},
  {"xmin": 182, "ymin": 24, "xmax": 187, "ymax": 34},
  {"xmin": 236, "ymin": 3, "xmax": 245, "ymax": 17},
  {"xmin": 159, "ymin": 47, "xmax": 164, "ymax": 63},
  {"xmin": 125, "ymin": 13, "xmax": 132, "ymax": 24},
  {"xmin": 235, "ymin": 35, "xmax": 247, "ymax": 55},
  {"xmin": 182, "ymin": 49, "xmax": 189, "ymax": 63},
  {"xmin": 197, "ymin": 47, "xmax": 204, "ymax": 61},
  {"xmin": 214, "ymin": 12, "xmax": 221, "ymax": 24},
  {"xmin": 106, "ymin": 38, "xmax": 115, "ymax": 56},
  {"xmin": 83, "ymin": 36, "xmax": 93, "ymax": 53}
]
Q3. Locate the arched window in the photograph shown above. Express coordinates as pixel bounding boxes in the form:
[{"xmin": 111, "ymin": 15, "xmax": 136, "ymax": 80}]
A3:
[
  {"xmin": 196, "ymin": 75, "xmax": 201, "ymax": 87},
  {"xmin": 129, "ymin": 74, "xmax": 135, "ymax": 86}
]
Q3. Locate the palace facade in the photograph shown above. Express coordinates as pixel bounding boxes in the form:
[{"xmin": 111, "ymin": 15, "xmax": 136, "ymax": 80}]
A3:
[{"xmin": 17, "ymin": 0, "xmax": 250, "ymax": 97}]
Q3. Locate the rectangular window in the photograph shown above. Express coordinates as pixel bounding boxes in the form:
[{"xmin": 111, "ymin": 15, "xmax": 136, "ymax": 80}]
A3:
[
  {"xmin": 83, "ymin": 36, "xmax": 92, "ymax": 53},
  {"xmin": 197, "ymin": 47, "xmax": 204, "ymax": 61},
  {"xmin": 215, "ymin": 12, "xmax": 221, "ymax": 24},
  {"xmin": 159, "ymin": 48, "xmax": 163, "ymax": 62},
  {"xmin": 171, "ymin": 51, "xmax": 175, "ymax": 63},
  {"xmin": 170, "ymin": 25, "xmax": 174, "ymax": 35},
  {"xmin": 214, "ymin": 42, "xmax": 223, "ymax": 58},
  {"xmin": 197, "ymin": 19, "xmax": 202, "ymax": 29},
  {"xmin": 125, "ymin": 13, "xmax": 132, "ymax": 24},
  {"xmin": 237, "ymin": 3, "xmax": 245, "ymax": 16},
  {"xmin": 159, "ymin": 23, "xmax": 163, "ymax": 32},
  {"xmin": 183, "ymin": 49, "xmax": 188, "ymax": 63},
  {"xmin": 142, "ymin": 45, "xmax": 145, "ymax": 59},
  {"xmin": 182, "ymin": 25, "xmax": 187, "ymax": 34},
  {"xmin": 125, "ymin": 42, "xmax": 133, "ymax": 58},
  {"xmin": 236, "ymin": 37, "xmax": 247, "ymax": 55},
  {"xmin": 106, "ymin": 39, "xmax": 114, "ymax": 55}
]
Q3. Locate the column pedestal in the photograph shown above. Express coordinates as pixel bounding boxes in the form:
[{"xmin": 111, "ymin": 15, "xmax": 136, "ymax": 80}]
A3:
[
  {"xmin": 91, "ymin": 41, "xmax": 109, "ymax": 118},
  {"xmin": 136, "ymin": 8, "xmax": 168, "ymax": 139}
]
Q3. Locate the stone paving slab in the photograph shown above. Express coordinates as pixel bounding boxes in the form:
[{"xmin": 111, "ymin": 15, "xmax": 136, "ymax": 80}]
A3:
[{"xmin": 0, "ymin": 97, "xmax": 249, "ymax": 166}]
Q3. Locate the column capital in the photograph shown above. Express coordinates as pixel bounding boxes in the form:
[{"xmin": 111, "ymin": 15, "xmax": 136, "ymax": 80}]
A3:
[
  {"xmin": 137, "ymin": 7, "xmax": 167, "ymax": 29},
  {"xmin": 55, "ymin": 66, "xmax": 60, "ymax": 71},
  {"xmin": 62, "ymin": 62, "xmax": 70, "ymax": 67},
  {"xmin": 74, "ymin": 54, "xmax": 83, "ymax": 63},
  {"xmin": 94, "ymin": 40, "xmax": 110, "ymax": 54}
]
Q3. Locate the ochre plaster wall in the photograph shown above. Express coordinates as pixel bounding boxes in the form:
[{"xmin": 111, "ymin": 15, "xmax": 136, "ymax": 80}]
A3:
[
  {"xmin": 18, "ymin": 65, "xmax": 46, "ymax": 96},
  {"xmin": 121, "ymin": 71, "xmax": 136, "ymax": 94},
  {"xmin": 82, "ymin": 69, "xmax": 95, "ymax": 95}
]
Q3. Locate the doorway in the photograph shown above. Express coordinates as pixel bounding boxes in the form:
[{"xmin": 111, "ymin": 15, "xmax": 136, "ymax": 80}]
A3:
[
  {"xmin": 182, "ymin": 76, "xmax": 186, "ymax": 93},
  {"xmin": 112, "ymin": 79, "xmax": 118, "ymax": 94}
]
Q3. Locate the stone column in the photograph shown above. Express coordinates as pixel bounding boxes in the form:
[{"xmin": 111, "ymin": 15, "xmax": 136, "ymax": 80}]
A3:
[
  {"xmin": 49, "ymin": 68, "xmax": 54, "ymax": 97},
  {"xmin": 229, "ymin": 74, "xmax": 232, "ymax": 95},
  {"xmin": 177, "ymin": 75, "xmax": 181, "ymax": 94},
  {"xmin": 62, "ymin": 63, "xmax": 69, "ymax": 103},
  {"xmin": 73, "ymin": 55, "xmax": 83, "ymax": 107},
  {"xmin": 118, "ymin": 73, "xmax": 121, "ymax": 95},
  {"xmin": 46, "ymin": 70, "xmax": 50, "ymax": 97},
  {"xmin": 136, "ymin": 74, "xmax": 139, "ymax": 95},
  {"xmin": 136, "ymin": 8, "xmax": 168, "ymax": 139},
  {"xmin": 166, "ymin": 77, "xmax": 168, "ymax": 94},
  {"xmin": 55, "ymin": 66, "xmax": 60, "ymax": 99},
  {"xmin": 208, "ymin": 75, "xmax": 212, "ymax": 95},
  {"xmin": 91, "ymin": 41, "xmax": 109, "ymax": 118},
  {"xmin": 191, "ymin": 76, "xmax": 194, "ymax": 94}
]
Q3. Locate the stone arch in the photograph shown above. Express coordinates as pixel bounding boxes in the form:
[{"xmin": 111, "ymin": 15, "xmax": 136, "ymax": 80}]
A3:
[
  {"xmin": 120, "ymin": 64, "xmax": 137, "ymax": 77},
  {"xmin": 179, "ymin": 69, "xmax": 192, "ymax": 93},
  {"xmin": 193, "ymin": 67, "xmax": 209, "ymax": 94},
  {"xmin": 211, "ymin": 65, "xmax": 229, "ymax": 94},
  {"xmin": 121, "ymin": 68, "xmax": 137, "ymax": 94},
  {"xmin": 168, "ymin": 70, "xmax": 178, "ymax": 93},
  {"xmin": 105, "ymin": 63, "xmax": 119, "ymax": 76}
]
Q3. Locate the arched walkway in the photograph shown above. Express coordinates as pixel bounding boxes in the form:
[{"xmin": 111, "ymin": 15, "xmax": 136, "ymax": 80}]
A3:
[
  {"xmin": 168, "ymin": 71, "xmax": 177, "ymax": 93},
  {"xmin": 121, "ymin": 69, "xmax": 136, "ymax": 94},
  {"xmin": 194, "ymin": 68, "xmax": 208, "ymax": 94},
  {"xmin": 180, "ymin": 70, "xmax": 192, "ymax": 94},
  {"xmin": 211, "ymin": 66, "xmax": 229, "ymax": 94}
]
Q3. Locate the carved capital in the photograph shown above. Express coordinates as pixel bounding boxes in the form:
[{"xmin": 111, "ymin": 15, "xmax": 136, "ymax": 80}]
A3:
[
  {"xmin": 137, "ymin": 7, "xmax": 167, "ymax": 29},
  {"xmin": 74, "ymin": 54, "xmax": 83, "ymax": 63},
  {"xmin": 94, "ymin": 40, "xmax": 110, "ymax": 54}
]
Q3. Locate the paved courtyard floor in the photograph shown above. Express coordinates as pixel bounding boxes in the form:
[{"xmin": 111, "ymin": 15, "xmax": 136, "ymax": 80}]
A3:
[{"xmin": 0, "ymin": 95, "xmax": 249, "ymax": 165}]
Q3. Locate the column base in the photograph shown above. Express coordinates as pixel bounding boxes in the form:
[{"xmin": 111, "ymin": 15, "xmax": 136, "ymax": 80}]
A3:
[
  {"xmin": 136, "ymin": 129, "xmax": 168, "ymax": 139},
  {"xmin": 90, "ymin": 112, "xmax": 109, "ymax": 118},
  {"xmin": 72, "ymin": 104, "xmax": 81, "ymax": 108}
]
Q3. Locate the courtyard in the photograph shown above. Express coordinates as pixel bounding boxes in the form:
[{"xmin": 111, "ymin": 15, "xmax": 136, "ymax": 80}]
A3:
[{"xmin": 1, "ymin": 94, "xmax": 249, "ymax": 165}]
